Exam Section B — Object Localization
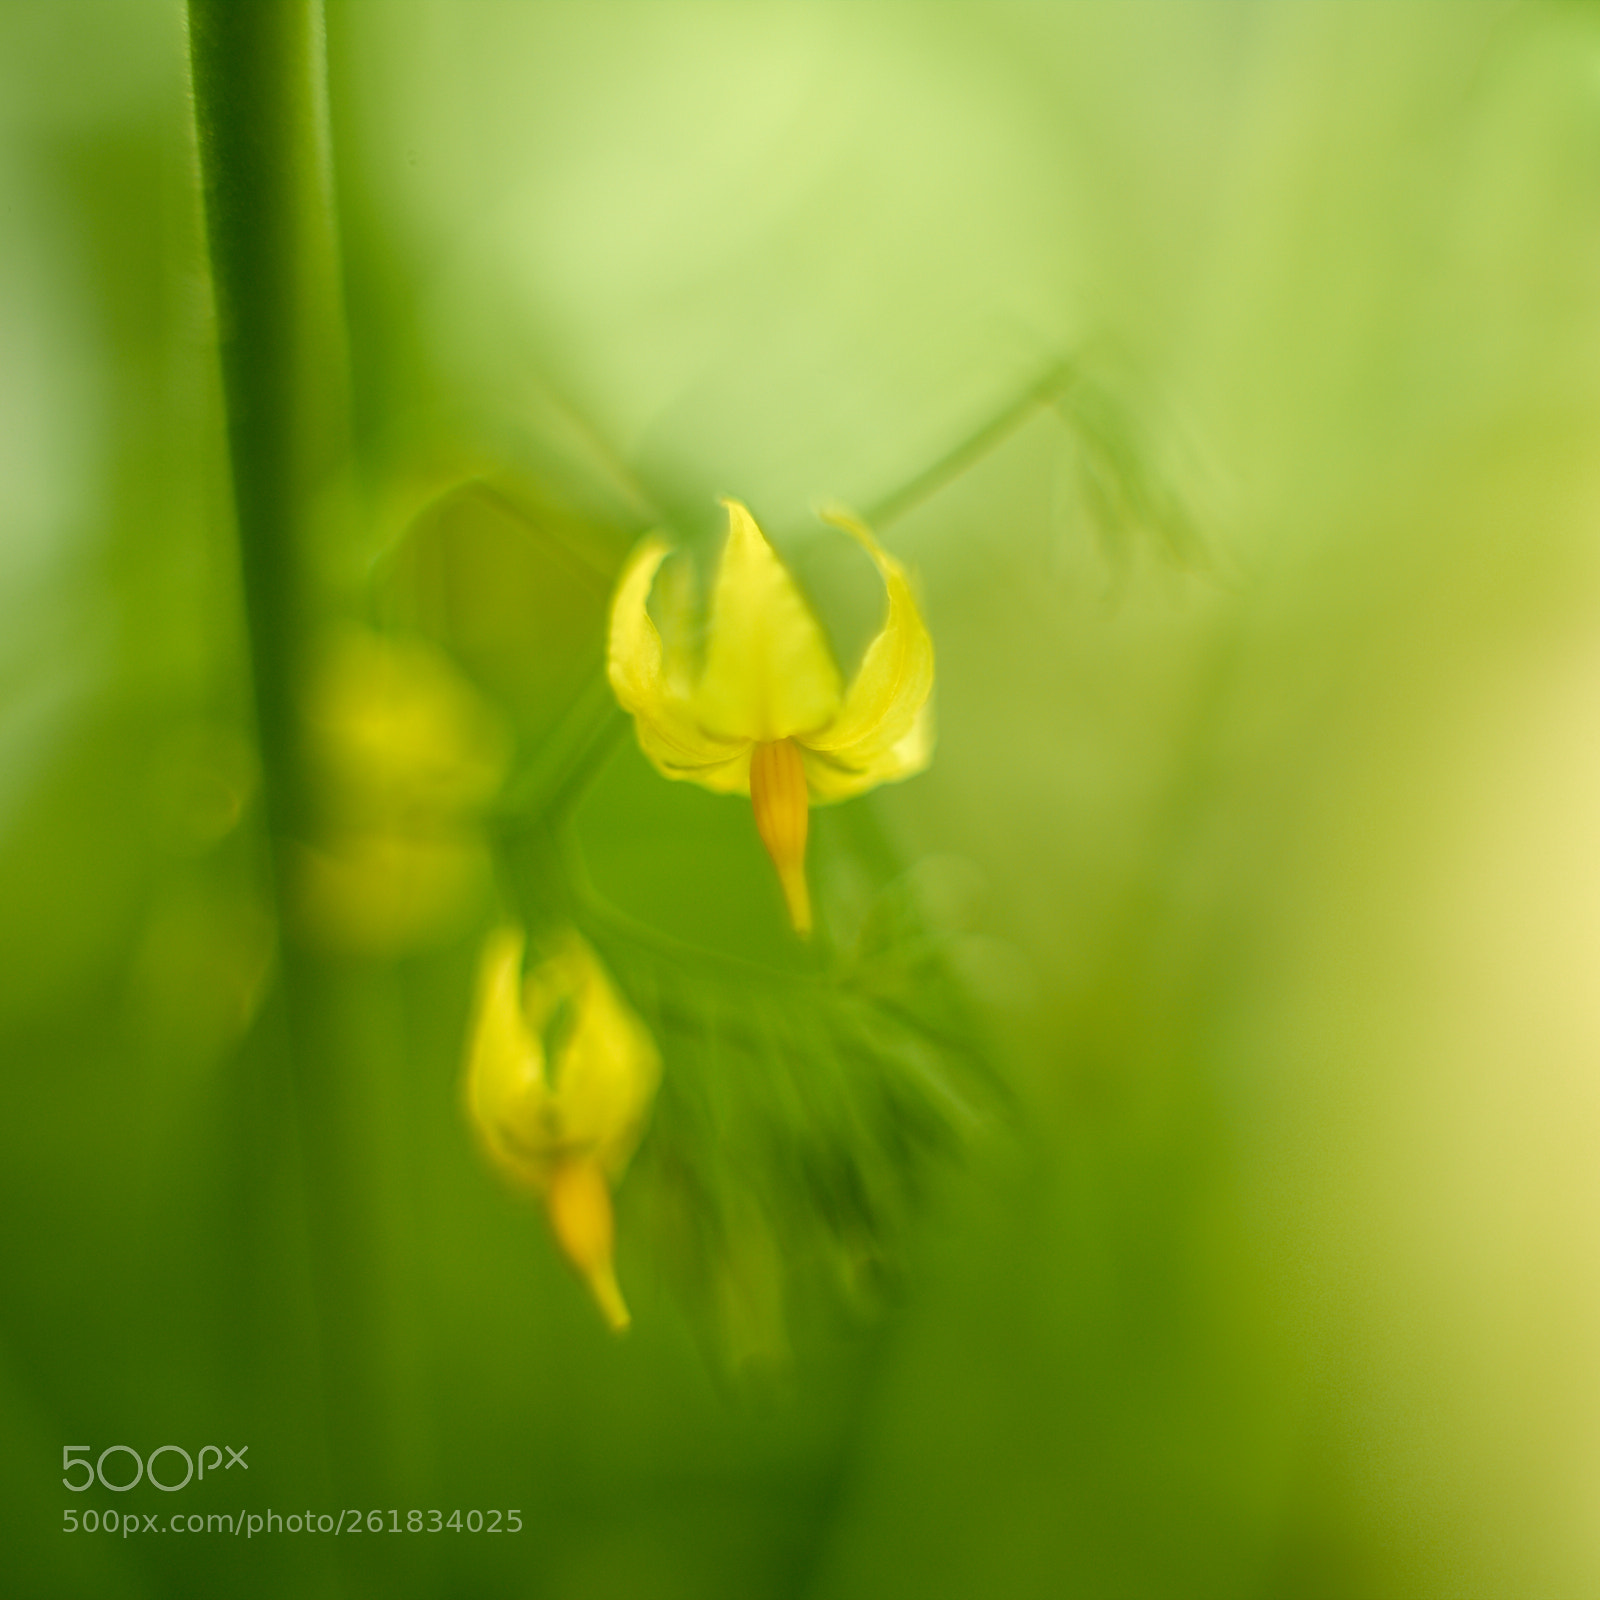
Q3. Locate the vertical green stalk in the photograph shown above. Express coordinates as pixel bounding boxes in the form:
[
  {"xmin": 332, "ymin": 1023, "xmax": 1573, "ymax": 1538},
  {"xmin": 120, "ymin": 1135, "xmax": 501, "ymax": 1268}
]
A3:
[
  {"xmin": 189, "ymin": 0, "xmax": 320, "ymax": 823},
  {"xmin": 188, "ymin": 0, "xmax": 382, "ymax": 1517}
]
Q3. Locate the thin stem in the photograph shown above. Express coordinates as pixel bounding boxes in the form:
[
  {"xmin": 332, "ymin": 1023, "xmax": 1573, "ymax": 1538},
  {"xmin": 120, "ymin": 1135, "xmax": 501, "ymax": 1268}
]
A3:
[
  {"xmin": 864, "ymin": 360, "xmax": 1078, "ymax": 529},
  {"xmin": 493, "ymin": 672, "xmax": 629, "ymax": 836}
]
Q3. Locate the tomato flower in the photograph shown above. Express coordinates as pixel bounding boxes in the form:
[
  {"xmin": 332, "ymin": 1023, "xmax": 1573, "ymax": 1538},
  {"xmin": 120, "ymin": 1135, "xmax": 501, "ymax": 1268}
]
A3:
[
  {"xmin": 466, "ymin": 926, "xmax": 660, "ymax": 1332},
  {"xmin": 607, "ymin": 499, "xmax": 934, "ymax": 932}
]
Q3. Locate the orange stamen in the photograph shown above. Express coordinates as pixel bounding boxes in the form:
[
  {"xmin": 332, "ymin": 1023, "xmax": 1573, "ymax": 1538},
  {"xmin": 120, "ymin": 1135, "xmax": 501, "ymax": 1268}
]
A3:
[
  {"xmin": 545, "ymin": 1159, "xmax": 630, "ymax": 1332},
  {"xmin": 749, "ymin": 738, "xmax": 812, "ymax": 934}
]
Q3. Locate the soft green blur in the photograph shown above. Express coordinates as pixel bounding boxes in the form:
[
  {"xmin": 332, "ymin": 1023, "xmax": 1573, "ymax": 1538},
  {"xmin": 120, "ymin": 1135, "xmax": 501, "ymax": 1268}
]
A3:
[{"xmin": 8, "ymin": 1, "xmax": 1600, "ymax": 1595}]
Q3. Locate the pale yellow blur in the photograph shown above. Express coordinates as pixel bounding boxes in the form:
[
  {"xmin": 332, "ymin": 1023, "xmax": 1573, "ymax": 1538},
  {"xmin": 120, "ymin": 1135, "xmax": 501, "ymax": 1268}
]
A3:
[{"xmin": 296, "ymin": 627, "xmax": 509, "ymax": 954}]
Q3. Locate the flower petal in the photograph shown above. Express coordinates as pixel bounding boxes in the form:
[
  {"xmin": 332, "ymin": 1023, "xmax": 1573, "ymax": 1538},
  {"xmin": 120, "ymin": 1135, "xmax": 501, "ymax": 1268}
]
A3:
[
  {"xmin": 608, "ymin": 534, "xmax": 752, "ymax": 782},
  {"xmin": 466, "ymin": 925, "xmax": 547, "ymax": 1184},
  {"xmin": 694, "ymin": 501, "xmax": 843, "ymax": 744},
  {"xmin": 800, "ymin": 700, "xmax": 935, "ymax": 802},
  {"xmin": 523, "ymin": 932, "xmax": 660, "ymax": 1179},
  {"xmin": 466, "ymin": 928, "xmax": 660, "ymax": 1186},
  {"xmin": 799, "ymin": 505, "xmax": 934, "ymax": 795}
]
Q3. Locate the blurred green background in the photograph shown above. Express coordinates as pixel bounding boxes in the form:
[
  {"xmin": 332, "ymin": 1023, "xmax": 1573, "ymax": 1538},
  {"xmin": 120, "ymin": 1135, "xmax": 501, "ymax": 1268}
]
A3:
[{"xmin": 8, "ymin": 0, "xmax": 1600, "ymax": 1595}]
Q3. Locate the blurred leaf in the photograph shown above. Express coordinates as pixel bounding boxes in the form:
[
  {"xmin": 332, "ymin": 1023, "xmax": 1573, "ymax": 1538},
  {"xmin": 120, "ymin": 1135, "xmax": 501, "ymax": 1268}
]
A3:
[{"xmin": 555, "ymin": 794, "xmax": 999, "ymax": 1362}]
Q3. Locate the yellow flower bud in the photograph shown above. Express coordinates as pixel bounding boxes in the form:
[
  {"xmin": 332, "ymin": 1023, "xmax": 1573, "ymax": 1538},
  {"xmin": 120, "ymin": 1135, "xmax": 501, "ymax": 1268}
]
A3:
[{"xmin": 465, "ymin": 926, "xmax": 660, "ymax": 1331}]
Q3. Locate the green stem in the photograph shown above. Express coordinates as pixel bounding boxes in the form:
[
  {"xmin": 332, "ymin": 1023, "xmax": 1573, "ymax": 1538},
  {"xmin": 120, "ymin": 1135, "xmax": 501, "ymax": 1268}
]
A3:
[
  {"xmin": 189, "ymin": 0, "xmax": 384, "ymax": 1520},
  {"xmin": 864, "ymin": 360, "xmax": 1078, "ymax": 529},
  {"xmin": 189, "ymin": 0, "xmax": 323, "ymax": 832}
]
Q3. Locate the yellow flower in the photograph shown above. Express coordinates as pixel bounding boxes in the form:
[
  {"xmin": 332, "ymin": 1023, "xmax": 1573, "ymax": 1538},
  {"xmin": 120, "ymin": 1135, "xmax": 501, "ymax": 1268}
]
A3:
[
  {"xmin": 466, "ymin": 925, "xmax": 660, "ymax": 1332},
  {"xmin": 607, "ymin": 500, "xmax": 934, "ymax": 933}
]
